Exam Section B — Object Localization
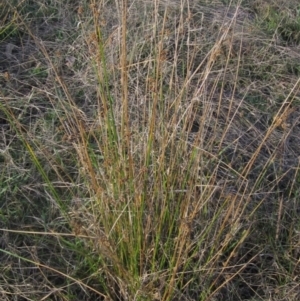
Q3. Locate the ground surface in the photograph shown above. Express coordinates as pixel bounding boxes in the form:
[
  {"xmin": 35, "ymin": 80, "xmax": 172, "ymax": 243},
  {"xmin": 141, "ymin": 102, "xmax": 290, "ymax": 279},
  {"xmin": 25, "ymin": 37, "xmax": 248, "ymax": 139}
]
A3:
[{"xmin": 0, "ymin": 0, "xmax": 300, "ymax": 300}]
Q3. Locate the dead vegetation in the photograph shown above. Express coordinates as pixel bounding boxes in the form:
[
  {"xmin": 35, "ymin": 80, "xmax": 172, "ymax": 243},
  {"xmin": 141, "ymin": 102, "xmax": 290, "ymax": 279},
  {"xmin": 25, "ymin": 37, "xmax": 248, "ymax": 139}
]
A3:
[{"xmin": 0, "ymin": 0, "xmax": 300, "ymax": 300}]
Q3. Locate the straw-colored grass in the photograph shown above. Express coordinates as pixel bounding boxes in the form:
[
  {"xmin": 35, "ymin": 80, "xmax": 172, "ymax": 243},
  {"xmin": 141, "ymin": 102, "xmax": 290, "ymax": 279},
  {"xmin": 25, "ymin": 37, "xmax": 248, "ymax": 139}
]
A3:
[{"xmin": 0, "ymin": 0, "xmax": 299, "ymax": 300}]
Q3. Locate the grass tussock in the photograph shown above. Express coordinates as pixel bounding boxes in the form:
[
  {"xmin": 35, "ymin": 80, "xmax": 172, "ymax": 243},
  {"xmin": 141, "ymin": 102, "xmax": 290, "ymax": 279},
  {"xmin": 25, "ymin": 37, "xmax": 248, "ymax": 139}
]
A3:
[{"xmin": 0, "ymin": 0, "xmax": 300, "ymax": 300}]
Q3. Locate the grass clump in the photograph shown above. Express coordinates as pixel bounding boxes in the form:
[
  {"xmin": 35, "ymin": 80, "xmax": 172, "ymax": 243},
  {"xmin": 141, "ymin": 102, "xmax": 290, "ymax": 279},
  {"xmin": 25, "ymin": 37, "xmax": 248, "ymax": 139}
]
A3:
[{"xmin": 0, "ymin": 0, "xmax": 300, "ymax": 300}]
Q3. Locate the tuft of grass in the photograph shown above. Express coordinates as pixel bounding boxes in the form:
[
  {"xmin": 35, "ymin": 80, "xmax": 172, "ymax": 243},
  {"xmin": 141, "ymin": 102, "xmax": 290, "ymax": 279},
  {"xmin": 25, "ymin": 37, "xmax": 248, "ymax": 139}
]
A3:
[{"xmin": 1, "ymin": 0, "xmax": 300, "ymax": 300}]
